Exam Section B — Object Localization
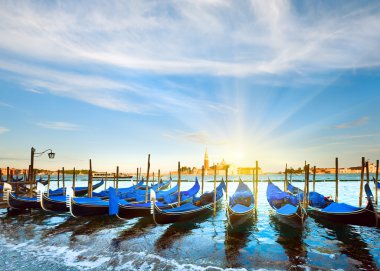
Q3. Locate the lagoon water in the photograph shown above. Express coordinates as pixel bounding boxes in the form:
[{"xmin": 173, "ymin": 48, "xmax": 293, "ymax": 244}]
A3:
[{"xmin": 0, "ymin": 174, "xmax": 379, "ymax": 270}]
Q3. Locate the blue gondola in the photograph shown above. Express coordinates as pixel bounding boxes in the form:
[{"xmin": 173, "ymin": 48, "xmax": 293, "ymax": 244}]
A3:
[
  {"xmin": 151, "ymin": 180, "xmax": 225, "ymax": 224},
  {"xmin": 69, "ymin": 179, "xmax": 175, "ymax": 217},
  {"xmin": 116, "ymin": 179, "xmax": 200, "ymax": 219},
  {"xmin": 40, "ymin": 180, "xmax": 140, "ymax": 212},
  {"xmin": 287, "ymin": 181, "xmax": 303, "ymax": 195},
  {"xmin": 308, "ymin": 183, "xmax": 378, "ymax": 227},
  {"xmin": 5, "ymin": 181, "xmax": 104, "ymax": 210},
  {"xmin": 227, "ymin": 179, "xmax": 255, "ymax": 226},
  {"xmin": 266, "ymin": 180, "xmax": 307, "ymax": 226}
]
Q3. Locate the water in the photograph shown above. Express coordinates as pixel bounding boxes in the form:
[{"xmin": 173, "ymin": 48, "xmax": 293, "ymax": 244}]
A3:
[{"xmin": 1, "ymin": 175, "xmax": 379, "ymax": 270}]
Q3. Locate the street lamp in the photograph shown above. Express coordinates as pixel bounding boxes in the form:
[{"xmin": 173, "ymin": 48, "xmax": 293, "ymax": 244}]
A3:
[{"xmin": 30, "ymin": 147, "xmax": 55, "ymax": 182}]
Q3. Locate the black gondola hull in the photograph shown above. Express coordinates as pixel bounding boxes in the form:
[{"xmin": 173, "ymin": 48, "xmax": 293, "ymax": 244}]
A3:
[
  {"xmin": 227, "ymin": 206, "xmax": 255, "ymax": 226},
  {"xmin": 41, "ymin": 194, "xmax": 68, "ymax": 212},
  {"xmin": 118, "ymin": 205, "xmax": 151, "ymax": 219},
  {"xmin": 70, "ymin": 200, "xmax": 109, "ymax": 217},
  {"xmin": 274, "ymin": 205, "xmax": 307, "ymax": 227},
  {"xmin": 7, "ymin": 193, "xmax": 41, "ymax": 210},
  {"xmin": 153, "ymin": 199, "xmax": 223, "ymax": 224},
  {"xmin": 308, "ymin": 201, "xmax": 378, "ymax": 227},
  {"xmin": 118, "ymin": 197, "xmax": 193, "ymax": 220}
]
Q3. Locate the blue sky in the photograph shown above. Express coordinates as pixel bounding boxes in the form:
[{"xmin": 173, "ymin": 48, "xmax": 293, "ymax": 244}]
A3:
[{"xmin": 0, "ymin": 0, "xmax": 380, "ymax": 172}]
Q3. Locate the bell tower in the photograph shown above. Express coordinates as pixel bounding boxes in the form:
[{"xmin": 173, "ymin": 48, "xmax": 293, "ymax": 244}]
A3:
[{"xmin": 204, "ymin": 148, "xmax": 209, "ymax": 170}]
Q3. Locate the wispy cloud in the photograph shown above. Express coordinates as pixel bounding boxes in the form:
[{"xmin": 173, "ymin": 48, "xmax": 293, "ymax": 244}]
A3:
[
  {"xmin": 164, "ymin": 130, "xmax": 228, "ymax": 145},
  {"xmin": 37, "ymin": 121, "xmax": 80, "ymax": 131},
  {"xmin": 0, "ymin": 126, "xmax": 10, "ymax": 134},
  {"xmin": 334, "ymin": 116, "xmax": 369, "ymax": 129},
  {"xmin": 0, "ymin": 1, "xmax": 379, "ymax": 77},
  {"xmin": 0, "ymin": 101, "xmax": 13, "ymax": 108},
  {"xmin": 25, "ymin": 88, "xmax": 43, "ymax": 94}
]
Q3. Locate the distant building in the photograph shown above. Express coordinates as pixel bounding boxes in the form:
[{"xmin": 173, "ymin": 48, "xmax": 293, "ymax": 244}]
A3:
[
  {"xmin": 315, "ymin": 160, "xmax": 378, "ymax": 174},
  {"xmin": 204, "ymin": 148, "xmax": 209, "ymax": 170}
]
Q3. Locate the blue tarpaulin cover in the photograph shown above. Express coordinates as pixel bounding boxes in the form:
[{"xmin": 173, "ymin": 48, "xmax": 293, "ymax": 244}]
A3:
[
  {"xmin": 322, "ymin": 202, "xmax": 361, "ymax": 213},
  {"xmin": 266, "ymin": 181, "xmax": 298, "ymax": 209},
  {"xmin": 276, "ymin": 204, "xmax": 298, "ymax": 215},
  {"xmin": 109, "ymin": 187, "xmax": 118, "ymax": 215}
]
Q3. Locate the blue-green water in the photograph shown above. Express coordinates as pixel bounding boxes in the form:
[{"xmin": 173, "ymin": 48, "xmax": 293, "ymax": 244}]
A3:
[{"xmin": 0, "ymin": 174, "xmax": 379, "ymax": 270}]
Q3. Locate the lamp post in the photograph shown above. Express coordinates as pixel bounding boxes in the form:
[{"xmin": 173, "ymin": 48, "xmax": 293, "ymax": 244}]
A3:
[{"xmin": 30, "ymin": 147, "xmax": 55, "ymax": 182}]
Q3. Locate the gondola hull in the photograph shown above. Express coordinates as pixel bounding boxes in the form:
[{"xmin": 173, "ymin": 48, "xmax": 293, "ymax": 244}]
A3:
[
  {"xmin": 118, "ymin": 204, "xmax": 154, "ymax": 219},
  {"xmin": 7, "ymin": 193, "xmax": 41, "ymax": 210},
  {"xmin": 227, "ymin": 205, "xmax": 255, "ymax": 226},
  {"xmin": 274, "ymin": 204, "xmax": 307, "ymax": 227},
  {"xmin": 70, "ymin": 199, "xmax": 109, "ymax": 217},
  {"xmin": 118, "ymin": 197, "xmax": 193, "ymax": 219},
  {"xmin": 153, "ymin": 198, "xmax": 223, "ymax": 224},
  {"xmin": 308, "ymin": 202, "xmax": 378, "ymax": 227},
  {"xmin": 41, "ymin": 194, "xmax": 68, "ymax": 212}
]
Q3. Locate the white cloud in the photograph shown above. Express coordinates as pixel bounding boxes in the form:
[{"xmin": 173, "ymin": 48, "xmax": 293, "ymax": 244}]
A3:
[
  {"xmin": 334, "ymin": 116, "xmax": 369, "ymax": 129},
  {"xmin": 0, "ymin": 102, "xmax": 13, "ymax": 108},
  {"xmin": 0, "ymin": 126, "xmax": 10, "ymax": 134},
  {"xmin": 25, "ymin": 88, "xmax": 43, "ymax": 94},
  {"xmin": 0, "ymin": 1, "xmax": 379, "ymax": 77},
  {"xmin": 37, "ymin": 121, "xmax": 80, "ymax": 131},
  {"xmin": 164, "ymin": 130, "xmax": 228, "ymax": 145}
]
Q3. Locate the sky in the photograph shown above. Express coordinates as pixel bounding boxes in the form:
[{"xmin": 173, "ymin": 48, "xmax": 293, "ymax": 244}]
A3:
[{"xmin": 0, "ymin": 0, "xmax": 380, "ymax": 173}]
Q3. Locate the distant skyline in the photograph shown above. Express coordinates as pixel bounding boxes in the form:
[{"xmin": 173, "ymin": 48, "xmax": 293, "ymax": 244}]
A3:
[{"xmin": 1, "ymin": 1, "xmax": 380, "ymax": 172}]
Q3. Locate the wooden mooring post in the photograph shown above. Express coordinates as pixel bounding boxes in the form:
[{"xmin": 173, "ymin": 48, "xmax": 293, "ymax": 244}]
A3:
[
  {"xmin": 335, "ymin": 157, "xmax": 339, "ymax": 203},
  {"xmin": 201, "ymin": 166, "xmax": 204, "ymax": 194},
  {"xmin": 47, "ymin": 174, "xmax": 51, "ymax": 196},
  {"xmin": 359, "ymin": 157, "xmax": 365, "ymax": 207},
  {"xmin": 225, "ymin": 165, "xmax": 229, "ymax": 199},
  {"xmin": 178, "ymin": 162, "xmax": 181, "ymax": 206},
  {"xmin": 88, "ymin": 159, "xmax": 93, "ymax": 198},
  {"xmin": 145, "ymin": 154, "xmax": 151, "ymax": 203},
  {"xmin": 303, "ymin": 164, "xmax": 308, "ymax": 208},
  {"xmin": 136, "ymin": 167, "xmax": 139, "ymax": 185},
  {"xmin": 255, "ymin": 161, "xmax": 259, "ymax": 211},
  {"xmin": 116, "ymin": 166, "xmax": 119, "ymax": 194},
  {"xmin": 72, "ymin": 168, "xmax": 76, "ymax": 197},
  {"xmin": 62, "ymin": 167, "xmax": 65, "ymax": 188},
  {"xmin": 312, "ymin": 165, "xmax": 316, "ymax": 192},
  {"xmin": 375, "ymin": 160, "xmax": 379, "ymax": 205},
  {"xmin": 57, "ymin": 169, "xmax": 60, "ymax": 188},
  {"xmin": 284, "ymin": 163, "xmax": 288, "ymax": 192},
  {"xmin": 213, "ymin": 164, "xmax": 216, "ymax": 217}
]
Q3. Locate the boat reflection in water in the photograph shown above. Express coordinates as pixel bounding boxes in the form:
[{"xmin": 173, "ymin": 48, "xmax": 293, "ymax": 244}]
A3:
[
  {"xmin": 269, "ymin": 214, "xmax": 308, "ymax": 269},
  {"xmin": 315, "ymin": 220, "xmax": 378, "ymax": 270},
  {"xmin": 154, "ymin": 222, "xmax": 200, "ymax": 251},
  {"xmin": 111, "ymin": 216, "xmax": 155, "ymax": 251},
  {"xmin": 224, "ymin": 215, "xmax": 258, "ymax": 268}
]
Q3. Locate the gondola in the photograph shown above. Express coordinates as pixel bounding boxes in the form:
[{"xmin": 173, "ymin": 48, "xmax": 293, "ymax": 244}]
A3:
[
  {"xmin": 5, "ymin": 181, "xmax": 104, "ymax": 210},
  {"xmin": 36, "ymin": 177, "xmax": 104, "ymax": 196},
  {"xmin": 3, "ymin": 183, "xmax": 44, "ymax": 210},
  {"xmin": 266, "ymin": 180, "xmax": 307, "ymax": 226},
  {"xmin": 227, "ymin": 179, "xmax": 255, "ymax": 226},
  {"xmin": 151, "ymin": 180, "xmax": 226, "ymax": 224},
  {"xmin": 116, "ymin": 179, "xmax": 200, "ymax": 219},
  {"xmin": 11, "ymin": 176, "xmax": 24, "ymax": 182},
  {"xmin": 121, "ymin": 179, "xmax": 172, "ymax": 201},
  {"xmin": 41, "ymin": 180, "xmax": 144, "ymax": 212},
  {"xmin": 49, "ymin": 180, "xmax": 105, "ymax": 197},
  {"xmin": 308, "ymin": 183, "xmax": 378, "ymax": 228},
  {"xmin": 69, "ymin": 179, "xmax": 179, "ymax": 217},
  {"xmin": 286, "ymin": 181, "xmax": 303, "ymax": 195}
]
